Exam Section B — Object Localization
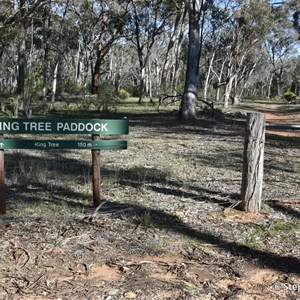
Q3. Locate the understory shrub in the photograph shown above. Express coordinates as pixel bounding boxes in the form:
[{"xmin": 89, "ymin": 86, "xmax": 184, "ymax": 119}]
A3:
[
  {"xmin": 283, "ymin": 91, "xmax": 296, "ymax": 102},
  {"xmin": 64, "ymin": 81, "xmax": 82, "ymax": 95},
  {"xmin": 118, "ymin": 88, "xmax": 130, "ymax": 100},
  {"xmin": 97, "ymin": 82, "xmax": 120, "ymax": 112}
]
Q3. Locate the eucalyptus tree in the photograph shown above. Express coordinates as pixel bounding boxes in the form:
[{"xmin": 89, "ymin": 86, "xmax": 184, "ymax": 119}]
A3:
[
  {"xmin": 234, "ymin": 0, "xmax": 300, "ymax": 100},
  {"xmin": 201, "ymin": 0, "xmax": 235, "ymax": 102},
  {"xmin": 264, "ymin": 35, "xmax": 296, "ymax": 97},
  {"xmin": 50, "ymin": 0, "xmax": 71, "ymax": 105},
  {"xmin": 41, "ymin": 0, "xmax": 52, "ymax": 102},
  {"xmin": 159, "ymin": 2, "xmax": 187, "ymax": 98},
  {"xmin": 179, "ymin": 0, "xmax": 300, "ymax": 117},
  {"xmin": 290, "ymin": 58, "xmax": 300, "ymax": 96},
  {"xmin": 284, "ymin": 0, "xmax": 300, "ymax": 38},
  {"xmin": 127, "ymin": 0, "xmax": 176, "ymax": 103},
  {"xmin": 0, "ymin": 0, "xmax": 45, "ymax": 115},
  {"xmin": 68, "ymin": 0, "xmax": 97, "ymax": 98},
  {"xmin": 0, "ymin": 0, "xmax": 45, "ymax": 29},
  {"xmin": 43, "ymin": 0, "xmax": 130, "ymax": 100},
  {"xmin": 0, "ymin": 1, "xmax": 20, "ymax": 93},
  {"xmin": 87, "ymin": 0, "xmax": 130, "ymax": 94},
  {"xmin": 263, "ymin": 0, "xmax": 300, "ymax": 97},
  {"xmin": 220, "ymin": 0, "xmax": 277, "ymax": 107},
  {"xmin": 293, "ymin": 11, "xmax": 300, "ymax": 38},
  {"xmin": 179, "ymin": 0, "xmax": 207, "ymax": 119}
]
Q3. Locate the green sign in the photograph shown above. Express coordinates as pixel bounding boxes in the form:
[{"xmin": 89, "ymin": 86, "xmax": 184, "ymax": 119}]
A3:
[
  {"xmin": 0, "ymin": 118, "xmax": 129, "ymax": 135},
  {"xmin": 0, "ymin": 139, "xmax": 127, "ymax": 150}
]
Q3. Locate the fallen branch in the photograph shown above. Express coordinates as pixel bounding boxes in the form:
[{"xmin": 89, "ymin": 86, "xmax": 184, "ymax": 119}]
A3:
[
  {"xmin": 11, "ymin": 246, "xmax": 31, "ymax": 269},
  {"xmin": 107, "ymin": 259, "xmax": 172, "ymax": 270},
  {"xmin": 24, "ymin": 272, "xmax": 47, "ymax": 292},
  {"xmin": 81, "ymin": 201, "xmax": 107, "ymax": 222}
]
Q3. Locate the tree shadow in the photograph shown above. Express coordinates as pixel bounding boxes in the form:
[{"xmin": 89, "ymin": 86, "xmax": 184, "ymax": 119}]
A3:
[
  {"xmin": 110, "ymin": 166, "xmax": 240, "ymax": 206},
  {"xmin": 266, "ymin": 132, "xmax": 300, "ymax": 146},
  {"xmin": 4, "ymin": 151, "xmax": 93, "ymax": 211},
  {"xmin": 6, "ymin": 181, "xmax": 91, "ymax": 210},
  {"xmin": 4, "ymin": 152, "xmax": 240, "ymax": 212},
  {"xmin": 98, "ymin": 200, "xmax": 300, "ymax": 275},
  {"xmin": 267, "ymin": 202, "xmax": 300, "ymax": 219}
]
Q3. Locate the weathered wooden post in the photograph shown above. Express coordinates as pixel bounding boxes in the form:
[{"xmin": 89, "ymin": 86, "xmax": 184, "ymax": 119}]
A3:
[
  {"xmin": 0, "ymin": 134, "xmax": 5, "ymax": 214},
  {"xmin": 92, "ymin": 134, "xmax": 101, "ymax": 206},
  {"xmin": 239, "ymin": 113, "xmax": 266, "ymax": 213}
]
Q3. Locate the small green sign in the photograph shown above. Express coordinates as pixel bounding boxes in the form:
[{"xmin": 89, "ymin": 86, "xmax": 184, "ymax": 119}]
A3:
[
  {"xmin": 0, "ymin": 118, "xmax": 129, "ymax": 135},
  {"xmin": 0, "ymin": 139, "xmax": 127, "ymax": 150}
]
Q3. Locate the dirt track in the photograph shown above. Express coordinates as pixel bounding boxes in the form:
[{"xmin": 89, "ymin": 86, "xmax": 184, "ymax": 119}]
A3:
[{"xmin": 237, "ymin": 103, "xmax": 300, "ymax": 139}]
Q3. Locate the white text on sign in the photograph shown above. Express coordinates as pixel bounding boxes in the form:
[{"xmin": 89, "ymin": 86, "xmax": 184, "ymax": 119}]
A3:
[
  {"xmin": 0, "ymin": 121, "xmax": 109, "ymax": 133},
  {"xmin": 56, "ymin": 122, "xmax": 108, "ymax": 132}
]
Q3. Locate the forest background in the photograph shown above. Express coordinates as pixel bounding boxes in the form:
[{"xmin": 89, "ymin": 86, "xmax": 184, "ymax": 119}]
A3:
[{"xmin": 0, "ymin": 0, "xmax": 300, "ymax": 118}]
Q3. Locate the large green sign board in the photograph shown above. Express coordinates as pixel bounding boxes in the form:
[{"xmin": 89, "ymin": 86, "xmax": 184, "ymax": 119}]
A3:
[
  {"xmin": 0, "ymin": 118, "xmax": 129, "ymax": 214},
  {"xmin": 0, "ymin": 118, "xmax": 128, "ymax": 135},
  {"xmin": 0, "ymin": 118, "xmax": 129, "ymax": 150}
]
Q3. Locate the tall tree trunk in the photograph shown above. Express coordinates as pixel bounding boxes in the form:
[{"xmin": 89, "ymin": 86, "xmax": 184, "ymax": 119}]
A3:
[
  {"xmin": 224, "ymin": 75, "xmax": 234, "ymax": 108},
  {"xmin": 172, "ymin": 20, "xmax": 187, "ymax": 93},
  {"xmin": 82, "ymin": 50, "xmax": 89, "ymax": 101},
  {"xmin": 147, "ymin": 58, "xmax": 152, "ymax": 100},
  {"xmin": 233, "ymin": 78, "xmax": 239, "ymax": 106},
  {"xmin": 108, "ymin": 52, "xmax": 114, "ymax": 84},
  {"xmin": 276, "ymin": 76, "xmax": 282, "ymax": 96},
  {"xmin": 91, "ymin": 49, "xmax": 102, "ymax": 94},
  {"xmin": 50, "ymin": 0, "xmax": 69, "ymax": 104},
  {"xmin": 17, "ymin": 0, "xmax": 30, "ymax": 116},
  {"xmin": 115, "ymin": 47, "xmax": 124, "ymax": 91},
  {"xmin": 28, "ymin": 19, "xmax": 34, "ymax": 68},
  {"xmin": 204, "ymin": 51, "xmax": 215, "ymax": 100},
  {"xmin": 17, "ymin": 28, "xmax": 26, "ymax": 98},
  {"xmin": 214, "ymin": 60, "xmax": 225, "ymax": 102},
  {"xmin": 267, "ymin": 73, "xmax": 273, "ymax": 99},
  {"xmin": 179, "ymin": 0, "xmax": 203, "ymax": 120},
  {"xmin": 160, "ymin": 9, "xmax": 186, "ymax": 93},
  {"xmin": 138, "ymin": 65, "xmax": 147, "ymax": 103},
  {"xmin": 50, "ymin": 61, "xmax": 59, "ymax": 106},
  {"xmin": 42, "ymin": 0, "xmax": 51, "ymax": 102},
  {"xmin": 75, "ymin": 41, "xmax": 81, "ymax": 83}
]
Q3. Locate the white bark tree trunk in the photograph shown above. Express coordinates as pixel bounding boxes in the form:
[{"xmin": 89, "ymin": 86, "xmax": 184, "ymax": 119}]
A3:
[
  {"xmin": 50, "ymin": 61, "xmax": 59, "ymax": 106},
  {"xmin": 204, "ymin": 51, "xmax": 215, "ymax": 100},
  {"xmin": 179, "ymin": 0, "xmax": 203, "ymax": 120},
  {"xmin": 50, "ymin": 0, "xmax": 69, "ymax": 105},
  {"xmin": 224, "ymin": 75, "xmax": 234, "ymax": 108}
]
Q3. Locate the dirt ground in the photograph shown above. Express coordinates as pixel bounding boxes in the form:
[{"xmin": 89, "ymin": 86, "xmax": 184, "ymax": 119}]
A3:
[{"xmin": 0, "ymin": 103, "xmax": 299, "ymax": 300}]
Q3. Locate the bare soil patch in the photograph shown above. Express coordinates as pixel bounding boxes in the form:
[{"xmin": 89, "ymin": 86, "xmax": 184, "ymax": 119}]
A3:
[{"xmin": 0, "ymin": 103, "xmax": 299, "ymax": 299}]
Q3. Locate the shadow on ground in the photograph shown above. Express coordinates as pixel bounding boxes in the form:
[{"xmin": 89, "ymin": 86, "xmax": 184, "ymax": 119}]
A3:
[{"xmin": 95, "ymin": 200, "xmax": 300, "ymax": 275}]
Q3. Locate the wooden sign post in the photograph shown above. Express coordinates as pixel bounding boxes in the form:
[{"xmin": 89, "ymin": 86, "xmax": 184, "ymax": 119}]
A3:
[
  {"xmin": 0, "ymin": 134, "xmax": 5, "ymax": 214},
  {"xmin": 240, "ymin": 113, "xmax": 266, "ymax": 213},
  {"xmin": 0, "ymin": 118, "xmax": 129, "ymax": 214},
  {"xmin": 92, "ymin": 134, "xmax": 101, "ymax": 207}
]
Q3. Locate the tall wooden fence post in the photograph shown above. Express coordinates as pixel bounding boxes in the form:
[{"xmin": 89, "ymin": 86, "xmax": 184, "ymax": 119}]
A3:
[
  {"xmin": 92, "ymin": 134, "xmax": 101, "ymax": 207},
  {"xmin": 0, "ymin": 134, "xmax": 5, "ymax": 214},
  {"xmin": 240, "ymin": 113, "xmax": 266, "ymax": 213}
]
